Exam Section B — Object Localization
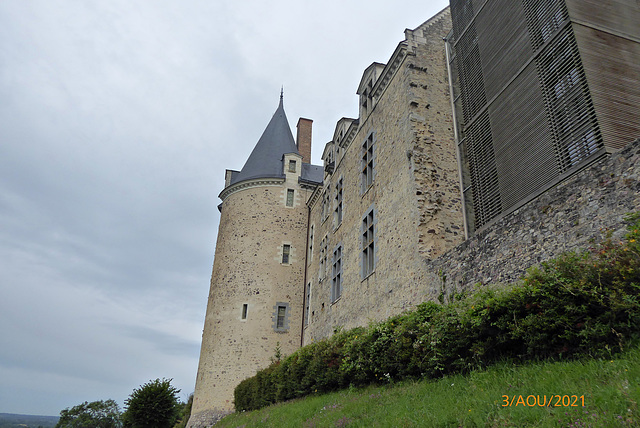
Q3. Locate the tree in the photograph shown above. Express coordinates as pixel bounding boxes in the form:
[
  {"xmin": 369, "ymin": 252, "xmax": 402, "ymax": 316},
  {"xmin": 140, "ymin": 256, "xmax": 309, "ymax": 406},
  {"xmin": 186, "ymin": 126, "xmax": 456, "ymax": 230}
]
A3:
[
  {"xmin": 122, "ymin": 378, "xmax": 180, "ymax": 428},
  {"xmin": 173, "ymin": 394, "xmax": 193, "ymax": 428},
  {"xmin": 55, "ymin": 399, "xmax": 122, "ymax": 428}
]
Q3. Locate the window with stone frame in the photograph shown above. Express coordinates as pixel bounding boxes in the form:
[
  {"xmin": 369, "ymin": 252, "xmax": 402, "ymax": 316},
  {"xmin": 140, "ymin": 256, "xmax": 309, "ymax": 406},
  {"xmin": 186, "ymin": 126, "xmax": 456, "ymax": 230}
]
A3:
[
  {"xmin": 282, "ymin": 244, "xmax": 291, "ymax": 264},
  {"xmin": 305, "ymin": 283, "xmax": 311, "ymax": 325},
  {"xmin": 272, "ymin": 302, "xmax": 290, "ymax": 332},
  {"xmin": 334, "ymin": 177, "xmax": 343, "ymax": 227},
  {"xmin": 362, "ymin": 207, "xmax": 375, "ymax": 278},
  {"xmin": 308, "ymin": 225, "xmax": 314, "ymax": 261},
  {"xmin": 361, "ymin": 132, "xmax": 374, "ymax": 193},
  {"xmin": 321, "ymin": 188, "xmax": 331, "ymax": 221},
  {"xmin": 319, "ymin": 236, "xmax": 327, "ymax": 281},
  {"xmin": 331, "ymin": 245, "xmax": 342, "ymax": 302},
  {"xmin": 286, "ymin": 189, "xmax": 295, "ymax": 207},
  {"xmin": 288, "ymin": 159, "xmax": 297, "ymax": 172},
  {"xmin": 241, "ymin": 303, "xmax": 248, "ymax": 320},
  {"xmin": 277, "ymin": 306, "xmax": 286, "ymax": 328}
]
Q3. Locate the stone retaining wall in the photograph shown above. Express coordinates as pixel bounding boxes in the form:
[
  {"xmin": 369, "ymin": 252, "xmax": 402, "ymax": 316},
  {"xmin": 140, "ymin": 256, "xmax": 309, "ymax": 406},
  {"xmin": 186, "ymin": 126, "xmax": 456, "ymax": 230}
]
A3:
[{"xmin": 424, "ymin": 138, "xmax": 640, "ymax": 300}]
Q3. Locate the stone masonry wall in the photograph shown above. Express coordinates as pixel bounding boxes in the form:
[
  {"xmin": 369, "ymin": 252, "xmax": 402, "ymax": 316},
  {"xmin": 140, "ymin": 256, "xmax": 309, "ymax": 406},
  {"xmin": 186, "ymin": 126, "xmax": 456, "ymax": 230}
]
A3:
[
  {"xmin": 189, "ymin": 163, "xmax": 313, "ymax": 427},
  {"xmin": 422, "ymin": 138, "xmax": 640, "ymax": 301},
  {"xmin": 407, "ymin": 17, "xmax": 464, "ymax": 259},
  {"xmin": 303, "ymin": 10, "xmax": 462, "ymax": 344}
]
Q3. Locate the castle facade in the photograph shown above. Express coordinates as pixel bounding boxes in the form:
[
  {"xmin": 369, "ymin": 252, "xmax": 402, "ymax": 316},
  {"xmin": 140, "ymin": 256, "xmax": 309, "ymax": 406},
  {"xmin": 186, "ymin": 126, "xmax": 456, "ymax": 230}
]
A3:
[{"xmin": 189, "ymin": 1, "xmax": 639, "ymax": 426}]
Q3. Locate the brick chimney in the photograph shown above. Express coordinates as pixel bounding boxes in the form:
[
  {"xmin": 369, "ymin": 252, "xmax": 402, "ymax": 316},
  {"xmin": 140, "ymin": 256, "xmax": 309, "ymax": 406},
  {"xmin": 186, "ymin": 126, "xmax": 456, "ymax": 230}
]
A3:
[{"xmin": 296, "ymin": 118, "xmax": 313, "ymax": 163}]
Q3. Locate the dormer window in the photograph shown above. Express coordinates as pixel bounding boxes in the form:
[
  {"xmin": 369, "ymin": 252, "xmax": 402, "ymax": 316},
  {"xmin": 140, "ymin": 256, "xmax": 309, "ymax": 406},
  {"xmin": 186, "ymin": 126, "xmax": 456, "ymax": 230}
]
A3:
[
  {"xmin": 324, "ymin": 145, "xmax": 335, "ymax": 174},
  {"xmin": 288, "ymin": 160, "xmax": 297, "ymax": 173}
]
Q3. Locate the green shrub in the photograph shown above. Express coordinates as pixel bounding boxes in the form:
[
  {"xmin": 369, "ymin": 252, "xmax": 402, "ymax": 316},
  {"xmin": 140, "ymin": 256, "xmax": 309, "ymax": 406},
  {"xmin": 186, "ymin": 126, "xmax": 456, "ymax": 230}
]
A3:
[
  {"xmin": 235, "ymin": 213, "xmax": 640, "ymax": 411},
  {"xmin": 55, "ymin": 399, "xmax": 122, "ymax": 428},
  {"xmin": 122, "ymin": 378, "xmax": 180, "ymax": 428}
]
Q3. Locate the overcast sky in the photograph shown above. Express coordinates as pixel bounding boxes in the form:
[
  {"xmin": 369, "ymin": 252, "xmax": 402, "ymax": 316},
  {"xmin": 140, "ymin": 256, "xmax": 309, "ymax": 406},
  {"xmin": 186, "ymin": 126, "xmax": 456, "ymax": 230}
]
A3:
[{"xmin": 0, "ymin": 0, "xmax": 449, "ymax": 416}]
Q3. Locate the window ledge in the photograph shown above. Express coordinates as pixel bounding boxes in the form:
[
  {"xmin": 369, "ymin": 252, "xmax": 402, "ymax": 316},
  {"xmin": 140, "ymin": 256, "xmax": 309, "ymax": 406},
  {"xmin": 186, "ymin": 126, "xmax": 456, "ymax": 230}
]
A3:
[
  {"xmin": 361, "ymin": 184, "xmax": 374, "ymax": 198},
  {"xmin": 361, "ymin": 270, "xmax": 376, "ymax": 282}
]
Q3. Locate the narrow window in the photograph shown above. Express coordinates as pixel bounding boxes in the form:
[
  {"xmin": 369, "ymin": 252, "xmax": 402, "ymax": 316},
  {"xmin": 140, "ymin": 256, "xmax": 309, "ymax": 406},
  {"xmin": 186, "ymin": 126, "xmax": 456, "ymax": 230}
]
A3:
[
  {"xmin": 334, "ymin": 178, "xmax": 343, "ymax": 227},
  {"xmin": 282, "ymin": 244, "xmax": 290, "ymax": 264},
  {"xmin": 308, "ymin": 225, "xmax": 314, "ymax": 260},
  {"xmin": 361, "ymin": 133, "xmax": 374, "ymax": 192},
  {"xmin": 318, "ymin": 237, "xmax": 326, "ymax": 281},
  {"xmin": 286, "ymin": 189, "xmax": 294, "ymax": 207},
  {"xmin": 277, "ymin": 306, "xmax": 286, "ymax": 329},
  {"xmin": 362, "ymin": 208, "xmax": 375, "ymax": 278},
  {"xmin": 305, "ymin": 283, "xmax": 311, "ymax": 325},
  {"xmin": 288, "ymin": 159, "xmax": 297, "ymax": 172},
  {"xmin": 241, "ymin": 304, "xmax": 248, "ymax": 320},
  {"xmin": 321, "ymin": 189, "xmax": 331, "ymax": 221},
  {"xmin": 332, "ymin": 245, "xmax": 342, "ymax": 302}
]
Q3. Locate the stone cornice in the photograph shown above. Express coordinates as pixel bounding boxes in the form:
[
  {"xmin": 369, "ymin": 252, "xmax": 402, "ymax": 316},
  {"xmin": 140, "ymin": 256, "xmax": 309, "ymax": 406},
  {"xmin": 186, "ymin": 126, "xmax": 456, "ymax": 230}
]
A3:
[
  {"xmin": 371, "ymin": 42, "xmax": 409, "ymax": 100},
  {"xmin": 338, "ymin": 118, "xmax": 360, "ymax": 151},
  {"xmin": 219, "ymin": 177, "xmax": 285, "ymax": 201},
  {"xmin": 307, "ymin": 184, "xmax": 322, "ymax": 209}
]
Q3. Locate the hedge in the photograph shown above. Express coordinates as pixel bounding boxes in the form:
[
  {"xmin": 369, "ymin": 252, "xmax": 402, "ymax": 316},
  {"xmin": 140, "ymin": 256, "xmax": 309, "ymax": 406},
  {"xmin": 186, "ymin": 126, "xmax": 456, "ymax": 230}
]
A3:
[{"xmin": 235, "ymin": 213, "xmax": 640, "ymax": 411}]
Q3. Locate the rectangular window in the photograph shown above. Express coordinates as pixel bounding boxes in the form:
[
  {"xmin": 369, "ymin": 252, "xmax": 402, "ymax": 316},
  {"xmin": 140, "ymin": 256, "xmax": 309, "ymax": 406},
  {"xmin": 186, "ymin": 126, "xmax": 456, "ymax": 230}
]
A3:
[
  {"xmin": 332, "ymin": 245, "xmax": 342, "ymax": 302},
  {"xmin": 277, "ymin": 306, "xmax": 286, "ymax": 329},
  {"xmin": 308, "ymin": 225, "xmax": 314, "ymax": 260},
  {"xmin": 282, "ymin": 244, "xmax": 290, "ymax": 264},
  {"xmin": 241, "ymin": 304, "xmax": 248, "ymax": 320},
  {"xmin": 334, "ymin": 178, "xmax": 343, "ymax": 227},
  {"xmin": 361, "ymin": 132, "xmax": 374, "ymax": 192},
  {"xmin": 305, "ymin": 283, "xmax": 311, "ymax": 325},
  {"xmin": 288, "ymin": 159, "xmax": 297, "ymax": 172},
  {"xmin": 362, "ymin": 209, "xmax": 375, "ymax": 278},
  {"xmin": 318, "ymin": 236, "xmax": 326, "ymax": 281},
  {"xmin": 321, "ymin": 189, "xmax": 331, "ymax": 221},
  {"xmin": 286, "ymin": 189, "xmax": 294, "ymax": 207}
]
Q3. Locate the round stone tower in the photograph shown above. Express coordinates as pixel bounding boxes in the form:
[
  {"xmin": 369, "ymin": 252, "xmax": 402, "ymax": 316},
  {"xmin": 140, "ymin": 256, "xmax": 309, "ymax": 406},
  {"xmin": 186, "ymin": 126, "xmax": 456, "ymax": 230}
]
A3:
[{"xmin": 188, "ymin": 96, "xmax": 322, "ymax": 427}]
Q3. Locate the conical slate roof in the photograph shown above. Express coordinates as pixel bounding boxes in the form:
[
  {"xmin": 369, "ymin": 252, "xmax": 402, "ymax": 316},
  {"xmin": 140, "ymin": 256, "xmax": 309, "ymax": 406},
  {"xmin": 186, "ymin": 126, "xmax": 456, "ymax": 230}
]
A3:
[{"xmin": 231, "ymin": 96, "xmax": 299, "ymax": 185}]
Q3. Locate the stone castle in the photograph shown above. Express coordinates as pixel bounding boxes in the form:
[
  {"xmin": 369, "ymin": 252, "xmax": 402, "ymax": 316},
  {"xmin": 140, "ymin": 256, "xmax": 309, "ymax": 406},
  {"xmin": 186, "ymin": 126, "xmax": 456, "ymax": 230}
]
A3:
[{"xmin": 188, "ymin": 1, "xmax": 639, "ymax": 426}]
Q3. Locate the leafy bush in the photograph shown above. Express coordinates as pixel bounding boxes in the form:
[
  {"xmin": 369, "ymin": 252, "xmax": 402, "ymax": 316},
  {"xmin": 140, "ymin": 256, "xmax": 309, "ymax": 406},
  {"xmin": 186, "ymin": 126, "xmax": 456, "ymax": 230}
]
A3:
[
  {"xmin": 122, "ymin": 378, "xmax": 180, "ymax": 428},
  {"xmin": 235, "ymin": 213, "xmax": 640, "ymax": 411},
  {"xmin": 172, "ymin": 394, "xmax": 193, "ymax": 428},
  {"xmin": 55, "ymin": 399, "xmax": 122, "ymax": 428}
]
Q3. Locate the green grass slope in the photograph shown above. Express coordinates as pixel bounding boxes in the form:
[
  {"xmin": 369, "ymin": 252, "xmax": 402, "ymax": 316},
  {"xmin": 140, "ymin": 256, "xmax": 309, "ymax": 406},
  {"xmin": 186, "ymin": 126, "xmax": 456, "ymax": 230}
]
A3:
[{"xmin": 217, "ymin": 343, "xmax": 640, "ymax": 427}]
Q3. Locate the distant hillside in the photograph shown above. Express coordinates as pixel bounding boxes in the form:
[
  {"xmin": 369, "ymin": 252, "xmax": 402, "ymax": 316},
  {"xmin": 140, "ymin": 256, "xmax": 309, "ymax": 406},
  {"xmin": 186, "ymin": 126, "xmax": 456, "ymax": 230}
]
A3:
[{"xmin": 0, "ymin": 413, "xmax": 58, "ymax": 428}]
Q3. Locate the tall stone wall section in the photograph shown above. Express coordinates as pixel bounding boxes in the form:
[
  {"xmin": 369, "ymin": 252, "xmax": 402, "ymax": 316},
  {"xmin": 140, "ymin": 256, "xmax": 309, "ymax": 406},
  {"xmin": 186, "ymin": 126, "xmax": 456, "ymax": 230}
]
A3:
[
  {"xmin": 407, "ymin": 20, "xmax": 464, "ymax": 258},
  {"xmin": 189, "ymin": 165, "xmax": 313, "ymax": 427},
  {"xmin": 423, "ymin": 138, "xmax": 640, "ymax": 300},
  {"xmin": 303, "ymin": 10, "xmax": 463, "ymax": 344}
]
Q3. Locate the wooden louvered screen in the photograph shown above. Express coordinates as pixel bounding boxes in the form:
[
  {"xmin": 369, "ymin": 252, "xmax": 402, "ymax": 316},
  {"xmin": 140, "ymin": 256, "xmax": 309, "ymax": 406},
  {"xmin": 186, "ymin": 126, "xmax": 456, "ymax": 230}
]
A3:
[
  {"xmin": 450, "ymin": 0, "xmax": 607, "ymax": 232},
  {"xmin": 534, "ymin": 25, "xmax": 602, "ymax": 172},
  {"xmin": 565, "ymin": 0, "xmax": 640, "ymax": 152}
]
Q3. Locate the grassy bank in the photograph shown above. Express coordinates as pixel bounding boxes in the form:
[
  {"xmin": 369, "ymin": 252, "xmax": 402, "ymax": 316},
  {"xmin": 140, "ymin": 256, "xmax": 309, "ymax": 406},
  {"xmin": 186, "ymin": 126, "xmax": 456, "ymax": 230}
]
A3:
[{"xmin": 218, "ymin": 342, "xmax": 639, "ymax": 427}]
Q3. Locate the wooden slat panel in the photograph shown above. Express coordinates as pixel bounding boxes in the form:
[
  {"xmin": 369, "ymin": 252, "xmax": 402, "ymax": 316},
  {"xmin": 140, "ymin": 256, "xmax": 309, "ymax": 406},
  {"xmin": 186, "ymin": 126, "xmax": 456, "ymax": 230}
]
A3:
[
  {"xmin": 489, "ymin": 62, "xmax": 558, "ymax": 210},
  {"xmin": 476, "ymin": 0, "xmax": 532, "ymax": 101},
  {"xmin": 572, "ymin": 23, "xmax": 640, "ymax": 151},
  {"xmin": 565, "ymin": 0, "xmax": 640, "ymax": 39}
]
